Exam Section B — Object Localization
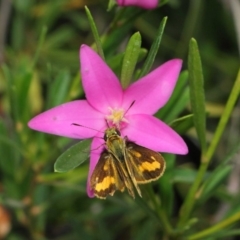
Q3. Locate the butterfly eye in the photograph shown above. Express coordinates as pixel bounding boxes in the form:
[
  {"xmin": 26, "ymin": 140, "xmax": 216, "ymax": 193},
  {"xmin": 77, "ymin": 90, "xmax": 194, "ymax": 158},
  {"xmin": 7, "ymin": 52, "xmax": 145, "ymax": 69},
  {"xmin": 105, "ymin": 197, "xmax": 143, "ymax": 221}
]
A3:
[
  {"xmin": 115, "ymin": 129, "xmax": 121, "ymax": 136},
  {"xmin": 103, "ymin": 133, "xmax": 108, "ymax": 141}
]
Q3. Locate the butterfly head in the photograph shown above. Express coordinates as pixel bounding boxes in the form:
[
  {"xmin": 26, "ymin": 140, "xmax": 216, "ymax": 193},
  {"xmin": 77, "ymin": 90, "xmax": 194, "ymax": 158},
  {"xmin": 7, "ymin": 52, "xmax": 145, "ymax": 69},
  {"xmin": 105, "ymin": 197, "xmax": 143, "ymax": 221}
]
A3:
[{"xmin": 104, "ymin": 127, "xmax": 121, "ymax": 141}]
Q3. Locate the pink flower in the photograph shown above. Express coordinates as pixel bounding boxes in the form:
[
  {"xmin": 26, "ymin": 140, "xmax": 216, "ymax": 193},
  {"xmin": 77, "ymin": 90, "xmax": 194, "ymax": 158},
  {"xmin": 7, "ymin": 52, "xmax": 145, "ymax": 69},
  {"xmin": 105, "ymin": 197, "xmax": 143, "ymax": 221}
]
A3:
[
  {"xmin": 117, "ymin": 0, "xmax": 159, "ymax": 9},
  {"xmin": 28, "ymin": 44, "xmax": 188, "ymax": 197}
]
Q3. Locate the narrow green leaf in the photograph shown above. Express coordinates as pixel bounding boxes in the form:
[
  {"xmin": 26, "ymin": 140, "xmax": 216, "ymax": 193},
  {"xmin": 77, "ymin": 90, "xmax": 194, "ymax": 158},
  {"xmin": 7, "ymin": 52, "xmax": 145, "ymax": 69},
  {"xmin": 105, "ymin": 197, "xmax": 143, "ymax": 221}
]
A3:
[
  {"xmin": 178, "ymin": 69, "xmax": 240, "ymax": 228},
  {"xmin": 188, "ymin": 211, "xmax": 240, "ymax": 240},
  {"xmin": 172, "ymin": 168, "xmax": 198, "ymax": 183},
  {"xmin": 166, "ymin": 89, "xmax": 190, "ymax": 123},
  {"xmin": 18, "ymin": 71, "xmax": 32, "ymax": 121},
  {"xmin": 102, "ymin": 23, "xmax": 131, "ymax": 53},
  {"xmin": 138, "ymin": 16, "xmax": 167, "ymax": 78},
  {"xmin": 156, "ymin": 70, "xmax": 189, "ymax": 122},
  {"xmin": 222, "ymin": 140, "xmax": 240, "ymax": 165},
  {"xmin": 107, "ymin": 52, "xmax": 125, "ymax": 77},
  {"xmin": 200, "ymin": 229, "xmax": 240, "ymax": 240},
  {"xmin": 199, "ymin": 140, "xmax": 240, "ymax": 202},
  {"xmin": 85, "ymin": 6, "xmax": 105, "ymax": 60},
  {"xmin": 54, "ymin": 139, "xmax": 91, "ymax": 173},
  {"xmin": 188, "ymin": 38, "xmax": 206, "ymax": 153},
  {"xmin": 107, "ymin": 48, "xmax": 147, "ymax": 78},
  {"xmin": 199, "ymin": 165, "xmax": 232, "ymax": 203},
  {"xmin": 121, "ymin": 32, "xmax": 141, "ymax": 88},
  {"xmin": 107, "ymin": 0, "xmax": 116, "ymax": 11},
  {"xmin": 46, "ymin": 70, "xmax": 71, "ymax": 108},
  {"xmin": 31, "ymin": 26, "xmax": 47, "ymax": 69},
  {"xmin": 205, "ymin": 68, "xmax": 240, "ymax": 161},
  {"xmin": 170, "ymin": 114, "xmax": 194, "ymax": 134},
  {"xmin": 177, "ymin": 40, "xmax": 207, "ymax": 227}
]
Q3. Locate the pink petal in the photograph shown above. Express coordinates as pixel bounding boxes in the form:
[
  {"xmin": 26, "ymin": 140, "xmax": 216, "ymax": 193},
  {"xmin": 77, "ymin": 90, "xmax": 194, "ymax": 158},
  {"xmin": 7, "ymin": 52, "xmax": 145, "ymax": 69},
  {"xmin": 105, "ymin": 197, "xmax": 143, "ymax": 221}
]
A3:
[
  {"xmin": 123, "ymin": 59, "xmax": 182, "ymax": 115},
  {"xmin": 121, "ymin": 114, "xmax": 188, "ymax": 154},
  {"xmin": 28, "ymin": 100, "xmax": 105, "ymax": 139},
  {"xmin": 80, "ymin": 45, "xmax": 123, "ymax": 113},
  {"xmin": 87, "ymin": 134, "xmax": 105, "ymax": 198},
  {"xmin": 117, "ymin": 0, "xmax": 158, "ymax": 9}
]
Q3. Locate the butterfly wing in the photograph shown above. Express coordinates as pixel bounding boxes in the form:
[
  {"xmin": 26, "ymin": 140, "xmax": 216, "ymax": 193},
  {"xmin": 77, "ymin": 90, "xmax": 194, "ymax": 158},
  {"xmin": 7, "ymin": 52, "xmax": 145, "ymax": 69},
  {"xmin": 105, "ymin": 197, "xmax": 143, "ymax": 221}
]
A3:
[
  {"xmin": 90, "ymin": 151, "xmax": 135, "ymax": 199},
  {"xmin": 125, "ymin": 142, "xmax": 166, "ymax": 184}
]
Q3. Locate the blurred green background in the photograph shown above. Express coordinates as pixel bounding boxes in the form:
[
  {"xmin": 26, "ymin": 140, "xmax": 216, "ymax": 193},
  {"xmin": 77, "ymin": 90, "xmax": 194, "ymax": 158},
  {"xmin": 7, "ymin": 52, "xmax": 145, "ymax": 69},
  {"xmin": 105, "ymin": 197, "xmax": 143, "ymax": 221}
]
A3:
[{"xmin": 0, "ymin": 0, "xmax": 239, "ymax": 239}]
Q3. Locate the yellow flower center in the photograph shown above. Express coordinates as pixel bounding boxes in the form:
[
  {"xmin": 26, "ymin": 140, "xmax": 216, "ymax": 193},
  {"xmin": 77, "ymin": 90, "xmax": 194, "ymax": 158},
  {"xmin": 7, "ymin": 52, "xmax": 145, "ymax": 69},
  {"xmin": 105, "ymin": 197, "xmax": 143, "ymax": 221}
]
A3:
[{"xmin": 106, "ymin": 107, "xmax": 127, "ymax": 127}]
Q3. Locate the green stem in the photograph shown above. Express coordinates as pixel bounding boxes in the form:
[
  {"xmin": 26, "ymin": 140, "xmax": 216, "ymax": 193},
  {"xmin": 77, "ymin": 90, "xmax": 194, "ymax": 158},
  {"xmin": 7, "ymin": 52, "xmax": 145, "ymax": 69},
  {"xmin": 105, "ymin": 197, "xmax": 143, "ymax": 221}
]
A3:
[
  {"xmin": 204, "ymin": 70, "xmax": 240, "ymax": 161},
  {"xmin": 176, "ymin": 0, "xmax": 202, "ymax": 58},
  {"xmin": 105, "ymin": 8, "xmax": 127, "ymax": 34},
  {"xmin": 178, "ymin": 69, "xmax": 240, "ymax": 228},
  {"xmin": 188, "ymin": 211, "xmax": 240, "ymax": 239},
  {"xmin": 105, "ymin": 8, "xmax": 143, "ymax": 36}
]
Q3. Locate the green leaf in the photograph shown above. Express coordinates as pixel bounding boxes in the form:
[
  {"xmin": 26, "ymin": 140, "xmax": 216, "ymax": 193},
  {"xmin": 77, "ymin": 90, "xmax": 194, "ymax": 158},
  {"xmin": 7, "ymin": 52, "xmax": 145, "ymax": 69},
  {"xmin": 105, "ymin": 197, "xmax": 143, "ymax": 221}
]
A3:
[
  {"xmin": 188, "ymin": 38, "xmax": 206, "ymax": 153},
  {"xmin": 199, "ymin": 140, "xmax": 240, "ymax": 203},
  {"xmin": 204, "ymin": 68, "xmax": 240, "ymax": 161},
  {"xmin": 107, "ymin": 0, "xmax": 116, "ymax": 11},
  {"xmin": 172, "ymin": 168, "xmax": 199, "ymax": 183},
  {"xmin": 85, "ymin": 6, "xmax": 105, "ymax": 60},
  {"xmin": 17, "ymin": 71, "xmax": 32, "ymax": 120},
  {"xmin": 31, "ymin": 26, "xmax": 47, "ymax": 69},
  {"xmin": 138, "ymin": 16, "xmax": 167, "ymax": 78},
  {"xmin": 54, "ymin": 139, "xmax": 91, "ymax": 173},
  {"xmin": 199, "ymin": 165, "xmax": 232, "ymax": 203},
  {"xmin": 121, "ymin": 32, "xmax": 141, "ymax": 88},
  {"xmin": 221, "ymin": 140, "xmax": 240, "ymax": 165},
  {"xmin": 188, "ymin": 211, "xmax": 240, "ymax": 240},
  {"xmin": 170, "ymin": 114, "xmax": 194, "ymax": 134},
  {"xmin": 107, "ymin": 48, "xmax": 147, "ymax": 78},
  {"xmin": 203, "ymin": 229, "xmax": 240, "ymax": 240},
  {"xmin": 103, "ymin": 23, "xmax": 132, "ymax": 54},
  {"xmin": 156, "ymin": 70, "xmax": 189, "ymax": 122},
  {"xmin": 46, "ymin": 70, "xmax": 71, "ymax": 109}
]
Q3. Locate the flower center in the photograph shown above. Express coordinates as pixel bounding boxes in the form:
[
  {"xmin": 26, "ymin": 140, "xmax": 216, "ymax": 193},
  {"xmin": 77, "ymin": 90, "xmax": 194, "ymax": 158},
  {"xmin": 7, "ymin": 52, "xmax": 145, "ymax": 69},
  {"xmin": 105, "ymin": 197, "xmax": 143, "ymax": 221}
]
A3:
[{"xmin": 106, "ymin": 107, "xmax": 127, "ymax": 127}]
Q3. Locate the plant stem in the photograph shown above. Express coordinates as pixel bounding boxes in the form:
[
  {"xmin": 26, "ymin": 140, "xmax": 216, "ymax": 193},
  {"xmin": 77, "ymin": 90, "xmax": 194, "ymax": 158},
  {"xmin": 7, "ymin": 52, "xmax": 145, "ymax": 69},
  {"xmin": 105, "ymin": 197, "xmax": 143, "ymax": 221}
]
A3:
[
  {"xmin": 147, "ymin": 186, "xmax": 174, "ymax": 236},
  {"xmin": 188, "ymin": 211, "xmax": 240, "ymax": 239},
  {"xmin": 178, "ymin": 69, "xmax": 240, "ymax": 228}
]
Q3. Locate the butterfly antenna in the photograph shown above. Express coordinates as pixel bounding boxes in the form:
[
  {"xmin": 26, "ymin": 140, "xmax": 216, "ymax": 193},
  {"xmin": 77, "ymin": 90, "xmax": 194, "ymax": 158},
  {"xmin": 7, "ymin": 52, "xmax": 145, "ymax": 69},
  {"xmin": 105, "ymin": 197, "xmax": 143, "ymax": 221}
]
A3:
[
  {"xmin": 124, "ymin": 100, "xmax": 135, "ymax": 117},
  {"xmin": 71, "ymin": 123, "xmax": 104, "ymax": 134},
  {"xmin": 105, "ymin": 119, "xmax": 110, "ymax": 128}
]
